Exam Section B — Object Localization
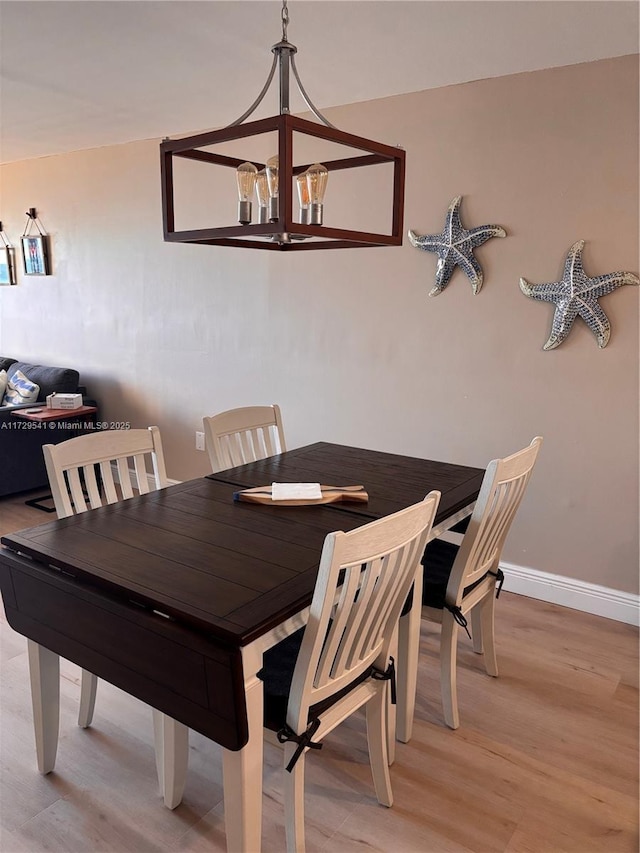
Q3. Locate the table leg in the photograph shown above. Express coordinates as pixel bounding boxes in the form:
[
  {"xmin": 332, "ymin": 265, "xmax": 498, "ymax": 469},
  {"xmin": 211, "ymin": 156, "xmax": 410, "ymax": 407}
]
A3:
[
  {"xmin": 222, "ymin": 647, "xmax": 264, "ymax": 853},
  {"xmin": 152, "ymin": 709, "xmax": 189, "ymax": 809},
  {"xmin": 27, "ymin": 640, "xmax": 60, "ymax": 774},
  {"xmin": 395, "ymin": 567, "xmax": 424, "ymax": 744}
]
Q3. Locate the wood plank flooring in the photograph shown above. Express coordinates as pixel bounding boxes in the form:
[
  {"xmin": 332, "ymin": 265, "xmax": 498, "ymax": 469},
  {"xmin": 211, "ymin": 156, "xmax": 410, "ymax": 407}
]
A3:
[{"xmin": 1, "ymin": 490, "xmax": 638, "ymax": 852}]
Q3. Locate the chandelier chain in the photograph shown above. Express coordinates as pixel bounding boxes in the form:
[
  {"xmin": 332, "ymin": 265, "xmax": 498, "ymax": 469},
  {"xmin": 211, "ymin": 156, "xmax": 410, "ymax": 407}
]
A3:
[{"xmin": 281, "ymin": 0, "xmax": 289, "ymax": 41}]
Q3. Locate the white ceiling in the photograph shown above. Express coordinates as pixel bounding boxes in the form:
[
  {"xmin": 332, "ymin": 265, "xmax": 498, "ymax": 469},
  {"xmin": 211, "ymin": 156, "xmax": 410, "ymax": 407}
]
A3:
[{"xmin": 1, "ymin": 0, "xmax": 638, "ymax": 165}]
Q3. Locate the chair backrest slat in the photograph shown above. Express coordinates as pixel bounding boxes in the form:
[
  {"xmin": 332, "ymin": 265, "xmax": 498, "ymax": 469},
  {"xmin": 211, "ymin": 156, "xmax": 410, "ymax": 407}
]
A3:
[
  {"xmin": 117, "ymin": 457, "xmax": 134, "ymax": 499},
  {"xmin": 203, "ymin": 405, "xmax": 286, "ymax": 473},
  {"xmin": 240, "ymin": 430, "xmax": 258, "ymax": 464},
  {"xmin": 446, "ymin": 437, "xmax": 543, "ymax": 604},
  {"xmin": 43, "ymin": 426, "xmax": 168, "ymax": 521},
  {"xmin": 133, "ymin": 453, "xmax": 151, "ymax": 495},
  {"xmin": 356, "ymin": 536, "xmax": 424, "ymax": 664},
  {"xmin": 262, "ymin": 428, "xmax": 277, "ymax": 458},
  {"xmin": 340, "ymin": 555, "xmax": 388, "ymax": 672},
  {"xmin": 81, "ymin": 462, "xmax": 103, "ymax": 510},
  {"xmin": 67, "ymin": 467, "xmax": 89, "ymax": 514},
  {"xmin": 287, "ymin": 491, "xmax": 440, "ymax": 734},
  {"xmin": 99, "ymin": 459, "xmax": 119, "ymax": 504},
  {"xmin": 315, "ymin": 566, "xmax": 362, "ymax": 686}
]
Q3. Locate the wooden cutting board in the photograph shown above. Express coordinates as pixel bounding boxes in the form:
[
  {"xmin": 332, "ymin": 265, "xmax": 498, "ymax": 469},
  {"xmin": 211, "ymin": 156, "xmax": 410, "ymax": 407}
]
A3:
[{"xmin": 233, "ymin": 484, "xmax": 369, "ymax": 506}]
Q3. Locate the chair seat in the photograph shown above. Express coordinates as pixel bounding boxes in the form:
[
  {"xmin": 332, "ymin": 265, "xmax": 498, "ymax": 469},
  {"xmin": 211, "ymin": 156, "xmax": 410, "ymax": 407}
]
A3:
[
  {"xmin": 420, "ymin": 539, "xmax": 490, "ymax": 609},
  {"xmin": 400, "ymin": 539, "xmax": 489, "ymax": 617},
  {"xmin": 259, "ymin": 628, "xmax": 373, "ymax": 731}
]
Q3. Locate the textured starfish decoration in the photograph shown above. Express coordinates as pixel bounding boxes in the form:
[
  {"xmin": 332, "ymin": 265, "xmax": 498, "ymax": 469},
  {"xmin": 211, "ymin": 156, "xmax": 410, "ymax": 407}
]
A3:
[
  {"xmin": 520, "ymin": 240, "xmax": 639, "ymax": 350},
  {"xmin": 408, "ymin": 196, "xmax": 506, "ymax": 296}
]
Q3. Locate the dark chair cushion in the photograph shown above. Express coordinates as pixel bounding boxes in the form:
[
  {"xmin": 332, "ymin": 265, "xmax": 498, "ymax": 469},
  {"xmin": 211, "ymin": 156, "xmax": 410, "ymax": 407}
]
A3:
[
  {"xmin": 421, "ymin": 539, "xmax": 461, "ymax": 609},
  {"xmin": 420, "ymin": 538, "xmax": 490, "ymax": 609},
  {"xmin": 401, "ymin": 538, "xmax": 490, "ymax": 616},
  {"xmin": 258, "ymin": 627, "xmax": 372, "ymax": 732},
  {"xmin": 7, "ymin": 361, "xmax": 80, "ymax": 401},
  {"xmin": 259, "ymin": 628, "xmax": 305, "ymax": 729}
]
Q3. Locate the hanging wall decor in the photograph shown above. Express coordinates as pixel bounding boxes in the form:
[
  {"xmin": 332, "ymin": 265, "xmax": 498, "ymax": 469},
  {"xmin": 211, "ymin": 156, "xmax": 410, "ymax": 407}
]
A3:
[
  {"xmin": 520, "ymin": 240, "xmax": 639, "ymax": 350},
  {"xmin": 21, "ymin": 208, "xmax": 50, "ymax": 276},
  {"xmin": 0, "ymin": 222, "xmax": 16, "ymax": 286},
  {"xmin": 408, "ymin": 196, "xmax": 506, "ymax": 296}
]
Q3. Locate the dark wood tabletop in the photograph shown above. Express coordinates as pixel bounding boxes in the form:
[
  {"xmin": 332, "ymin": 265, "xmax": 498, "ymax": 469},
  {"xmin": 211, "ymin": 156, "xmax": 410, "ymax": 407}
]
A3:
[
  {"xmin": 210, "ymin": 441, "xmax": 484, "ymax": 525},
  {"xmin": 0, "ymin": 442, "xmax": 483, "ymax": 750}
]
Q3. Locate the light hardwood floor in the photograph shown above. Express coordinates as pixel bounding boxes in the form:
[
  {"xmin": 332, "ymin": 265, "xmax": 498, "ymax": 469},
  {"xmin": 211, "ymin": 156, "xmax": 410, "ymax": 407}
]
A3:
[{"xmin": 1, "ymin": 490, "xmax": 638, "ymax": 852}]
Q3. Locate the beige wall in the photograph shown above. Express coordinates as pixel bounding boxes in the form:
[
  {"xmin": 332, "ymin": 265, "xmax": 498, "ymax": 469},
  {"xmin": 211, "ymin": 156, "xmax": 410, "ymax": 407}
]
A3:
[{"xmin": 1, "ymin": 55, "xmax": 638, "ymax": 594}]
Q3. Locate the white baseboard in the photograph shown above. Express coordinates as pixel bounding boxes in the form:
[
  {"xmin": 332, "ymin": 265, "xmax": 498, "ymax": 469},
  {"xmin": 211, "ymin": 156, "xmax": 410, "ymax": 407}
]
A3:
[{"xmin": 502, "ymin": 561, "xmax": 639, "ymax": 627}]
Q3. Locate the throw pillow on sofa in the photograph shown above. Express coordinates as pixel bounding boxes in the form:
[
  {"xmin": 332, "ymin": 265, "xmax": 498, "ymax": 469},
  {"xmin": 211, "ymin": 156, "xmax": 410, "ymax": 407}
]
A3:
[
  {"xmin": 0, "ymin": 370, "xmax": 7, "ymax": 401},
  {"xmin": 7, "ymin": 361, "xmax": 79, "ymax": 400},
  {"xmin": 2, "ymin": 369, "xmax": 40, "ymax": 406}
]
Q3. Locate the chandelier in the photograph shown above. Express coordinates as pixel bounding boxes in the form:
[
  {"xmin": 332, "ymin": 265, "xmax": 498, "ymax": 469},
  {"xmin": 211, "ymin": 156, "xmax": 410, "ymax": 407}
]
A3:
[{"xmin": 160, "ymin": 1, "xmax": 405, "ymax": 251}]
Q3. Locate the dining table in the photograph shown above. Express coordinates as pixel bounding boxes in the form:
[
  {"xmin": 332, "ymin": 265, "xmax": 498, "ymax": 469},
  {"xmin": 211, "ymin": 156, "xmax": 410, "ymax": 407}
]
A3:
[{"xmin": 0, "ymin": 441, "xmax": 483, "ymax": 852}]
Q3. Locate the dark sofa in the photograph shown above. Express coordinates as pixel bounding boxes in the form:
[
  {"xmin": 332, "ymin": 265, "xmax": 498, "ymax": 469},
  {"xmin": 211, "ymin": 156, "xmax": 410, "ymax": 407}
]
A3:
[{"xmin": 0, "ymin": 357, "xmax": 95, "ymax": 498}]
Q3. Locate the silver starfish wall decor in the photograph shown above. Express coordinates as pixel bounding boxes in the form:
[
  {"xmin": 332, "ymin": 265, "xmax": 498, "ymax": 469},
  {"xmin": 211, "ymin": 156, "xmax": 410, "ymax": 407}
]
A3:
[
  {"xmin": 408, "ymin": 196, "xmax": 506, "ymax": 296},
  {"xmin": 520, "ymin": 240, "xmax": 639, "ymax": 350}
]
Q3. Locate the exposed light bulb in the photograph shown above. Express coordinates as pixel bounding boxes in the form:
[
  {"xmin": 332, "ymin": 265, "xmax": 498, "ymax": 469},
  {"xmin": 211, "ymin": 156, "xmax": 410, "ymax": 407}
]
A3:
[
  {"xmin": 255, "ymin": 169, "xmax": 269, "ymax": 224},
  {"xmin": 236, "ymin": 162, "xmax": 258, "ymax": 224},
  {"xmin": 296, "ymin": 172, "xmax": 310, "ymax": 224},
  {"xmin": 306, "ymin": 163, "xmax": 328, "ymax": 225},
  {"xmin": 265, "ymin": 155, "xmax": 279, "ymax": 221}
]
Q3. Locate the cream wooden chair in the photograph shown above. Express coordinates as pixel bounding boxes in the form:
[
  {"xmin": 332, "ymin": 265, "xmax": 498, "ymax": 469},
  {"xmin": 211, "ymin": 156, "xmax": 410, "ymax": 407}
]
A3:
[
  {"xmin": 259, "ymin": 491, "xmax": 440, "ymax": 852},
  {"xmin": 42, "ymin": 427, "xmax": 188, "ymax": 808},
  {"xmin": 203, "ymin": 404, "xmax": 286, "ymax": 472},
  {"xmin": 398, "ymin": 437, "xmax": 543, "ymax": 734}
]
